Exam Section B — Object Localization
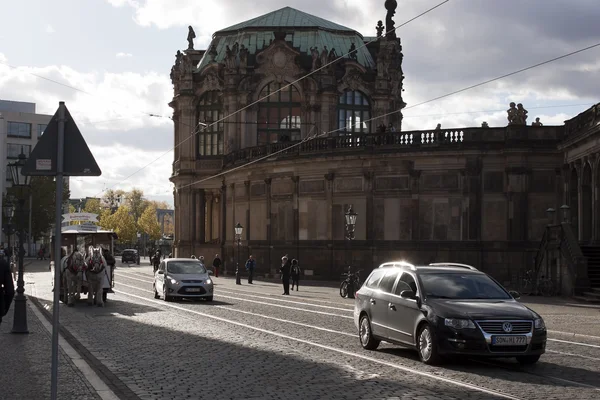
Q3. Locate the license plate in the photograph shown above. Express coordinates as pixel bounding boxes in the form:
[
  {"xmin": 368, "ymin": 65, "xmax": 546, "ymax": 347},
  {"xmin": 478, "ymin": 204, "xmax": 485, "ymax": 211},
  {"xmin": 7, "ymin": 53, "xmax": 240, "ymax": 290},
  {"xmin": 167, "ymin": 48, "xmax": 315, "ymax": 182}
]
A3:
[
  {"xmin": 492, "ymin": 335, "xmax": 527, "ymax": 346},
  {"xmin": 186, "ymin": 288, "xmax": 201, "ymax": 292}
]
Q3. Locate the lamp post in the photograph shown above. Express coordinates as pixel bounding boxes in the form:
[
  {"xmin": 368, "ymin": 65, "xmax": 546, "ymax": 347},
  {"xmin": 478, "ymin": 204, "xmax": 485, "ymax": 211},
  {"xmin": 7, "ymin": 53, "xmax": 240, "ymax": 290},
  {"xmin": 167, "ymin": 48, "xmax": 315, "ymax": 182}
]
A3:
[
  {"xmin": 8, "ymin": 151, "xmax": 32, "ymax": 334},
  {"xmin": 3, "ymin": 198, "xmax": 15, "ymax": 261},
  {"xmin": 560, "ymin": 204, "xmax": 571, "ymax": 223},
  {"xmin": 546, "ymin": 208, "xmax": 556, "ymax": 226},
  {"xmin": 234, "ymin": 223, "xmax": 243, "ymax": 285},
  {"xmin": 344, "ymin": 205, "xmax": 358, "ymax": 298}
]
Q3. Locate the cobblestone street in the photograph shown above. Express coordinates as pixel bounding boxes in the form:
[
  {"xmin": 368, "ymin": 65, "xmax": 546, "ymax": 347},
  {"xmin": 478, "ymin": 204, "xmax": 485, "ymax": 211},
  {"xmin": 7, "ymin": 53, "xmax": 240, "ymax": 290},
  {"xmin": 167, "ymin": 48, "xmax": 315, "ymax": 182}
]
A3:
[{"xmin": 22, "ymin": 260, "xmax": 600, "ymax": 400}]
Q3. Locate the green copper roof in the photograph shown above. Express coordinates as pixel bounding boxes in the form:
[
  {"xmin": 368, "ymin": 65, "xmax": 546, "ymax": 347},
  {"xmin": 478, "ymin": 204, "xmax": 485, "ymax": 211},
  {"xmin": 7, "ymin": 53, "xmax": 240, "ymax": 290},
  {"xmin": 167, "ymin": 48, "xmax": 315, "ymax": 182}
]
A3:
[{"xmin": 217, "ymin": 7, "xmax": 356, "ymax": 34}]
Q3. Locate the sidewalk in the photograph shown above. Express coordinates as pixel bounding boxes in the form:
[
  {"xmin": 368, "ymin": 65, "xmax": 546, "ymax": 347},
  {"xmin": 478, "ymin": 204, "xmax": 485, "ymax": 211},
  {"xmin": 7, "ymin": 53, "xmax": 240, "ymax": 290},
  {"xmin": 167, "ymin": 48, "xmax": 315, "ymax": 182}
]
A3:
[{"xmin": 0, "ymin": 259, "xmax": 101, "ymax": 400}]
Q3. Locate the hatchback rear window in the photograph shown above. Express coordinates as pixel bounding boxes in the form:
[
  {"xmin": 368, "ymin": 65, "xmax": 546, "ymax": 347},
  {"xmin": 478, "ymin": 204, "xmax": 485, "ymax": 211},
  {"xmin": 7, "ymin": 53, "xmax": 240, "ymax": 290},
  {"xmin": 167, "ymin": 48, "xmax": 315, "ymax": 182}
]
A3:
[{"xmin": 365, "ymin": 269, "xmax": 385, "ymax": 288}]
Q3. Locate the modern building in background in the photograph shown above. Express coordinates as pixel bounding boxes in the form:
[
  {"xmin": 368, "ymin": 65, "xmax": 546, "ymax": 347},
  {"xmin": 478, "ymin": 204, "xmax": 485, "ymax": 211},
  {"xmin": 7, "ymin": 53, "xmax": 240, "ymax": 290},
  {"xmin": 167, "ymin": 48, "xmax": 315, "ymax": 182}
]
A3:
[{"xmin": 0, "ymin": 99, "xmax": 63, "ymax": 254}]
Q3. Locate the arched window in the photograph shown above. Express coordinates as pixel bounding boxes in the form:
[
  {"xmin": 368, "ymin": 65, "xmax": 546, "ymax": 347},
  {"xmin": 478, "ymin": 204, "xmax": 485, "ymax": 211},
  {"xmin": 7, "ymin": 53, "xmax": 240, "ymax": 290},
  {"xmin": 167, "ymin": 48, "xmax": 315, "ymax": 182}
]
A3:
[
  {"xmin": 257, "ymin": 82, "xmax": 302, "ymax": 145},
  {"xmin": 338, "ymin": 90, "xmax": 371, "ymax": 134},
  {"xmin": 197, "ymin": 91, "xmax": 223, "ymax": 156}
]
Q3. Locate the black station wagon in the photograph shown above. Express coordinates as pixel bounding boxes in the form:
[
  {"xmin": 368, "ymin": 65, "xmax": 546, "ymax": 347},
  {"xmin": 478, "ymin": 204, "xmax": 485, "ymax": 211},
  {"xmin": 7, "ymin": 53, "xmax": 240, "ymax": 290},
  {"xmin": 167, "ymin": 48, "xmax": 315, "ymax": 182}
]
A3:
[{"xmin": 354, "ymin": 262, "xmax": 547, "ymax": 365}]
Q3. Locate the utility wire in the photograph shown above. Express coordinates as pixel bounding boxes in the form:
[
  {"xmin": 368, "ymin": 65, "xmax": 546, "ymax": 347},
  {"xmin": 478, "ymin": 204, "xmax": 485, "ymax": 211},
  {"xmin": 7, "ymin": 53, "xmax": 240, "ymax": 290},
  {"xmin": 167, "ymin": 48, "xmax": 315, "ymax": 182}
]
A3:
[
  {"xmin": 173, "ymin": 40, "xmax": 600, "ymax": 192},
  {"xmin": 91, "ymin": 0, "xmax": 451, "ymax": 197}
]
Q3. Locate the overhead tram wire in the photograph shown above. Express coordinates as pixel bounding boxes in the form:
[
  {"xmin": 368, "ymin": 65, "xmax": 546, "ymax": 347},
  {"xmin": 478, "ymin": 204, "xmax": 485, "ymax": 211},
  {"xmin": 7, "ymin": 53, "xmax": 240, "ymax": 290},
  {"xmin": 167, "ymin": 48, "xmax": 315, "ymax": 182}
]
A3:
[
  {"xmin": 92, "ymin": 0, "xmax": 452, "ymax": 197},
  {"xmin": 174, "ymin": 39, "xmax": 600, "ymax": 193}
]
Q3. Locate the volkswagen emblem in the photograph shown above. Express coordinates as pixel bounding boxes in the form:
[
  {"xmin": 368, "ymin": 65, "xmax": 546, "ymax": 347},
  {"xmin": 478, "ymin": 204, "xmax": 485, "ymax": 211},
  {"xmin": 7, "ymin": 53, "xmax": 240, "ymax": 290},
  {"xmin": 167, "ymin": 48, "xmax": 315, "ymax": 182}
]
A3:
[{"xmin": 502, "ymin": 322, "xmax": 513, "ymax": 333}]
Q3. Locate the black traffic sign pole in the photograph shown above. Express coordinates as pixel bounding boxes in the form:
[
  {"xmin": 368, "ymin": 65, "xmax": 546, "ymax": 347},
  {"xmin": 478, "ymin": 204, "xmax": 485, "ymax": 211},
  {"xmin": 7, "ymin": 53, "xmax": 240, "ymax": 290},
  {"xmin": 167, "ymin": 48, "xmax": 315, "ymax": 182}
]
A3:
[{"xmin": 50, "ymin": 102, "xmax": 66, "ymax": 400}]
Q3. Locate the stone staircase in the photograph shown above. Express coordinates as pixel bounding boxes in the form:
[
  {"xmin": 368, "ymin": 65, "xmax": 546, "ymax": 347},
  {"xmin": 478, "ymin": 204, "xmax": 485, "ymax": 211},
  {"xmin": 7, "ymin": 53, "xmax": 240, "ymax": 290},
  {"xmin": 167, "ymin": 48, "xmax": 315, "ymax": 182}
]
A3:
[{"xmin": 574, "ymin": 245, "xmax": 600, "ymax": 303}]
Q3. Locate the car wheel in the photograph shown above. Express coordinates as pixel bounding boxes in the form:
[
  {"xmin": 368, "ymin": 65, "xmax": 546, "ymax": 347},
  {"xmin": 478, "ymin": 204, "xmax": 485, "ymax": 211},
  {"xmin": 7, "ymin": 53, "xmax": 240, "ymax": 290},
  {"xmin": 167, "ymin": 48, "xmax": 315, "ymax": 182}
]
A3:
[
  {"xmin": 516, "ymin": 355, "xmax": 540, "ymax": 365},
  {"xmin": 153, "ymin": 283, "xmax": 160, "ymax": 299},
  {"xmin": 417, "ymin": 324, "xmax": 442, "ymax": 365},
  {"xmin": 359, "ymin": 314, "xmax": 380, "ymax": 350},
  {"xmin": 340, "ymin": 281, "xmax": 348, "ymax": 298},
  {"xmin": 205, "ymin": 296, "xmax": 213, "ymax": 302}
]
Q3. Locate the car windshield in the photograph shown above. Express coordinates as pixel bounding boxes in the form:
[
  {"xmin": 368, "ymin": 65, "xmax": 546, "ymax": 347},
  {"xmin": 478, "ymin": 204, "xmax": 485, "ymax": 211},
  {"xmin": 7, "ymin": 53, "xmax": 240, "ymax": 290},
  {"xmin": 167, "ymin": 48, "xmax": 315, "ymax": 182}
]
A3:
[
  {"xmin": 420, "ymin": 273, "xmax": 511, "ymax": 300},
  {"xmin": 167, "ymin": 261, "xmax": 207, "ymax": 274}
]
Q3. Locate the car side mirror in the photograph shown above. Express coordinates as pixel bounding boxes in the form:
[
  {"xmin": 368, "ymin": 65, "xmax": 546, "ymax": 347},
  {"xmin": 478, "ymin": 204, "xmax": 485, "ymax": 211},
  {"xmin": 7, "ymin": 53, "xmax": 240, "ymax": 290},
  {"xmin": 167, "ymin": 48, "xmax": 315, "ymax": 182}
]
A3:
[
  {"xmin": 157, "ymin": 270, "xmax": 164, "ymax": 275},
  {"xmin": 400, "ymin": 290, "xmax": 416, "ymax": 299},
  {"xmin": 509, "ymin": 290, "xmax": 521, "ymax": 299},
  {"xmin": 208, "ymin": 270, "xmax": 214, "ymax": 276}
]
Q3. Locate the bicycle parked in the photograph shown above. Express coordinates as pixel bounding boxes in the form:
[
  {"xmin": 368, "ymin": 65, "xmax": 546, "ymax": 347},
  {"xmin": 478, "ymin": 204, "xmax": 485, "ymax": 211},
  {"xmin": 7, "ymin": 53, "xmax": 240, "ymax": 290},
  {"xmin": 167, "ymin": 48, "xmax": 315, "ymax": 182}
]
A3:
[
  {"xmin": 340, "ymin": 268, "xmax": 362, "ymax": 299},
  {"xmin": 518, "ymin": 269, "xmax": 555, "ymax": 296}
]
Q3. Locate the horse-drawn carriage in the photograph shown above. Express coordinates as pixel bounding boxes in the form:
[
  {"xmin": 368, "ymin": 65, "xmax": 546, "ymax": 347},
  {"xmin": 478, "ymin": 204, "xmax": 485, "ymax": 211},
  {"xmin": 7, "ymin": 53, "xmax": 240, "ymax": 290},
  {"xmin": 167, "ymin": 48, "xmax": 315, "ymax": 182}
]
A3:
[{"xmin": 50, "ymin": 226, "xmax": 118, "ymax": 306}]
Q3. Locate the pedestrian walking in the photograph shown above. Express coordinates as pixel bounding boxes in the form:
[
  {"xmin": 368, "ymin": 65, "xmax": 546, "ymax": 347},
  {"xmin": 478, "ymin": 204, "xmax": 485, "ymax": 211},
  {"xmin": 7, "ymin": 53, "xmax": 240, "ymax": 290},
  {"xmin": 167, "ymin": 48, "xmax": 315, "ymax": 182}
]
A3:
[
  {"xmin": 280, "ymin": 256, "xmax": 291, "ymax": 295},
  {"xmin": 290, "ymin": 259, "xmax": 301, "ymax": 291},
  {"xmin": 245, "ymin": 255, "xmax": 256, "ymax": 284},
  {"xmin": 212, "ymin": 254, "xmax": 222, "ymax": 277},
  {"xmin": 0, "ymin": 254, "xmax": 15, "ymax": 327}
]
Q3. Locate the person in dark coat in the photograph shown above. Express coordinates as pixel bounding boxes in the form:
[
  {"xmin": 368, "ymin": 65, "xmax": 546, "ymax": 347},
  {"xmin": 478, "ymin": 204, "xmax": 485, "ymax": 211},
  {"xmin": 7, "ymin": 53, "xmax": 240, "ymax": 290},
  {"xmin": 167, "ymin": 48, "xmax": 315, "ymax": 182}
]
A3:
[
  {"xmin": 212, "ymin": 254, "xmax": 222, "ymax": 277},
  {"xmin": 0, "ymin": 255, "xmax": 15, "ymax": 326},
  {"xmin": 245, "ymin": 255, "xmax": 256, "ymax": 284},
  {"xmin": 290, "ymin": 259, "xmax": 301, "ymax": 291},
  {"xmin": 279, "ymin": 256, "xmax": 291, "ymax": 295}
]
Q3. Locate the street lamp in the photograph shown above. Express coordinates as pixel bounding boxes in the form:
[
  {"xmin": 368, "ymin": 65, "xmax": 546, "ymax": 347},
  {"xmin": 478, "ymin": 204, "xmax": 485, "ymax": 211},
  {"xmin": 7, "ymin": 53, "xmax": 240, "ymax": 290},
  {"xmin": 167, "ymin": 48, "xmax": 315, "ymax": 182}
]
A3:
[
  {"xmin": 344, "ymin": 205, "xmax": 358, "ymax": 299},
  {"xmin": 8, "ymin": 150, "xmax": 32, "ymax": 334},
  {"xmin": 546, "ymin": 208, "xmax": 556, "ymax": 226},
  {"xmin": 3, "ymin": 198, "xmax": 15, "ymax": 262},
  {"xmin": 234, "ymin": 222, "xmax": 243, "ymax": 285},
  {"xmin": 560, "ymin": 204, "xmax": 570, "ymax": 223}
]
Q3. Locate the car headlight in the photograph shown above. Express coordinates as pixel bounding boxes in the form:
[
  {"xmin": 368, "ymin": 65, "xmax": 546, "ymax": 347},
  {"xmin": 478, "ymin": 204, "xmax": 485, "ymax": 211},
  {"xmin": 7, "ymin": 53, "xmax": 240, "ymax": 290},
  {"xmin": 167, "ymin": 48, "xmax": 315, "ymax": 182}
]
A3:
[
  {"xmin": 444, "ymin": 318, "xmax": 475, "ymax": 329},
  {"xmin": 167, "ymin": 277, "xmax": 178, "ymax": 285},
  {"xmin": 534, "ymin": 318, "xmax": 546, "ymax": 330},
  {"xmin": 205, "ymin": 279, "xmax": 212, "ymax": 285}
]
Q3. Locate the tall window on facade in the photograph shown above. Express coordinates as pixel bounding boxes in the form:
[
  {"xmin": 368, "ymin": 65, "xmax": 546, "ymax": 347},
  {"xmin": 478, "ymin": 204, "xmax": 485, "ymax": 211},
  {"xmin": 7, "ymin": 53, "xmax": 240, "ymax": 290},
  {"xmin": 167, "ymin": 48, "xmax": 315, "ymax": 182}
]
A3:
[
  {"xmin": 197, "ymin": 91, "xmax": 223, "ymax": 156},
  {"xmin": 7, "ymin": 143, "xmax": 31, "ymax": 159},
  {"xmin": 338, "ymin": 91, "xmax": 371, "ymax": 134},
  {"xmin": 7, "ymin": 122, "xmax": 32, "ymax": 138},
  {"xmin": 257, "ymin": 82, "xmax": 302, "ymax": 145}
]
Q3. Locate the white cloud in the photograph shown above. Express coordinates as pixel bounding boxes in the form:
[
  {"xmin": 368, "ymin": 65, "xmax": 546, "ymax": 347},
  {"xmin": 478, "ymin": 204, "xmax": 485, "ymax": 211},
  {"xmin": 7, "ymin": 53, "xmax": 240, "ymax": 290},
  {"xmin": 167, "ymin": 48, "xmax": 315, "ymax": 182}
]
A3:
[
  {"xmin": 116, "ymin": 52, "xmax": 133, "ymax": 58},
  {"xmin": 45, "ymin": 24, "xmax": 55, "ymax": 34}
]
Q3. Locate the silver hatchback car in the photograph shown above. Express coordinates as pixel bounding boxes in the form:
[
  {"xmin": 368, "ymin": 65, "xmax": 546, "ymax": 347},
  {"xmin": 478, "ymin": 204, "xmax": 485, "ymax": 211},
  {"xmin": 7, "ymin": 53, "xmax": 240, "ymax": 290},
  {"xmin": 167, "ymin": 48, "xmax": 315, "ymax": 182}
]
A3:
[{"xmin": 153, "ymin": 258, "xmax": 214, "ymax": 301}]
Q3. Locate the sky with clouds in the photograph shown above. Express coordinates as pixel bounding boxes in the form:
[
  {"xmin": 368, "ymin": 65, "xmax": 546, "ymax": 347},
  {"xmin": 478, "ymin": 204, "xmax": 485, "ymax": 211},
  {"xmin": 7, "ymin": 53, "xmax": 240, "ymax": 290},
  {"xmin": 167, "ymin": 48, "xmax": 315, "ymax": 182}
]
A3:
[{"xmin": 1, "ymin": 0, "xmax": 599, "ymax": 207}]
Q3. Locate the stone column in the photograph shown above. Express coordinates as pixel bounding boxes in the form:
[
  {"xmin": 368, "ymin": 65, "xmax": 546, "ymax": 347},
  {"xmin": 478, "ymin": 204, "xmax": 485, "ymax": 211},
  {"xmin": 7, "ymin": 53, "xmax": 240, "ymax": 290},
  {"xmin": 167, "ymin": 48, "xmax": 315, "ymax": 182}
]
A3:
[
  {"xmin": 464, "ymin": 159, "xmax": 482, "ymax": 241},
  {"xmin": 363, "ymin": 171, "xmax": 374, "ymax": 241},
  {"xmin": 196, "ymin": 190, "xmax": 205, "ymax": 244},
  {"xmin": 409, "ymin": 170, "xmax": 421, "ymax": 240},
  {"xmin": 506, "ymin": 167, "xmax": 530, "ymax": 241},
  {"xmin": 245, "ymin": 181, "xmax": 251, "ymax": 242},
  {"xmin": 206, "ymin": 192, "xmax": 214, "ymax": 242},
  {"xmin": 324, "ymin": 173, "xmax": 335, "ymax": 276},
  {"xmin": 220, "ymin": 183, "xmax": 227, "ymax": 247},
  {"xmin": 292, "ymin": 176, "xmax": 300, "ymax": 257},
  {"xmin": 264, "ymin": 178, "xmax": 272, "ymax": 271}
]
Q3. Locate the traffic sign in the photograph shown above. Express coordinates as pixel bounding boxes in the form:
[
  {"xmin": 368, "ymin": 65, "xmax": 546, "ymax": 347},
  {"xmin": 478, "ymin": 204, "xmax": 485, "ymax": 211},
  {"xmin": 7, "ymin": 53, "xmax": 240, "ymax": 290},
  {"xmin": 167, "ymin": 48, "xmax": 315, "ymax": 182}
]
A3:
[{"xmin": 21, "ymin": 104, "xmax": 101, "ymax": 177}]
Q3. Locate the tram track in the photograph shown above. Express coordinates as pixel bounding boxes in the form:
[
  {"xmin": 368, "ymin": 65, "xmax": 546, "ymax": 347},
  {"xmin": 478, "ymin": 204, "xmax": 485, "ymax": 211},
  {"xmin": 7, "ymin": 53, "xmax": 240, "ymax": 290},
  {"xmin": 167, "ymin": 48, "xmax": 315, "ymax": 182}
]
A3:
[{"xmin": 113, "ymin": 271, "xmax": 600, "ymax": 399}]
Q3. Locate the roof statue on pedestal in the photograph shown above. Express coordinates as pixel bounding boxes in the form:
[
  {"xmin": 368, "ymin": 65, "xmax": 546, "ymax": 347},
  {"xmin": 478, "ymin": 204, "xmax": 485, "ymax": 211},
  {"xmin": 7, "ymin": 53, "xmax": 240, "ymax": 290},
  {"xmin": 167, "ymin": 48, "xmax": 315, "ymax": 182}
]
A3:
[
  {"xmin": 376, "ymin": 20, "xmax": 384, "ymax": 37},
  {"xmin": 532, "ymin": 117, "xmax": 543, "ymax": 126},
  {"xmin": 507, "ymin": 102, "xmax": 519, "ymax": 125},
  {"xmin": 349, "ymin": 43, "xmax": 358, "ymax": 60},
  {"xmin": 385, "ymin": 0, "xmax": 398, "ymax": 39},
  {"xmin": 187, "ymin": 26, "xmax": 196, "ymax": 50}
]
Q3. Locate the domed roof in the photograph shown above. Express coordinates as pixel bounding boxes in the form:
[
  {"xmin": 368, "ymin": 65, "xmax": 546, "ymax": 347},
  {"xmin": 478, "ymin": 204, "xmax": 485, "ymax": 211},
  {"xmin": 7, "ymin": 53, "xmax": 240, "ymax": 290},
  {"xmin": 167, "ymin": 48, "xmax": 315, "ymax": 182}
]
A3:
[
  {"xmin": 198, "ymin": 7, "xmax": 375, "ymax": 71},
  {"xmin": 216, "ymin": 6, "xmax": 355, "ymax": 34}
]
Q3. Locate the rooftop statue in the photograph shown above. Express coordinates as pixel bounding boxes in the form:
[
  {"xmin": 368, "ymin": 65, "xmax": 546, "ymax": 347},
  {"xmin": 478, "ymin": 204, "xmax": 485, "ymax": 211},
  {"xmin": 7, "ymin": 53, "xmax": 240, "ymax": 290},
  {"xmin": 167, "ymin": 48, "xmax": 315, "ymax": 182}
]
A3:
[
  {"xmin": 349, "ymin": 43, "xmax": 358, "ymax": 60},
  {"xmin": 516, "ymin": 103, "xmax": 528, "ymax": 125},
  {"xmin": 187, "ymin": 26, "xmax": 196, "ymax": 50},
  {"xmin": 532, "ymin": 117, "xmax": 543, "ymax": 126},
  {"xmin": 376, "ymin": 20, "xmax": 384, "ymax": 38},
  {"xmin": 385, "ymin": 0, "xmax": 398, "ymax": 39},
  {"xmin": 507, "ymin": 102, "xmax": 519, "ymax": 125}
]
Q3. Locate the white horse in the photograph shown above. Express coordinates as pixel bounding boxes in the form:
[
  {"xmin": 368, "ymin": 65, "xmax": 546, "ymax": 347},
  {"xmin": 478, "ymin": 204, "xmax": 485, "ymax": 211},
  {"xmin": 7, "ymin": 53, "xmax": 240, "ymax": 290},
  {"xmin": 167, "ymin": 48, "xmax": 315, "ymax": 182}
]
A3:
[
  {"xmin": 60, "ymin": 251, "xmax": 86, "ymax": 306},
  {"xmin": 85, "ymin": 246, "xmax": 107, "ymax": 307}
]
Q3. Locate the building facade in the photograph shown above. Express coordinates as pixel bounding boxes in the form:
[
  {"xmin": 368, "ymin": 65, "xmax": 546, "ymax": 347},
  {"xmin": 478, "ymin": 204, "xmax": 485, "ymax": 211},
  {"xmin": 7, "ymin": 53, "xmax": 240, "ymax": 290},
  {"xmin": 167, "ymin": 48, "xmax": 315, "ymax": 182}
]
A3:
[{"xmin": 169, "ymin": 6, "xmax": 598, "ymax": 290}]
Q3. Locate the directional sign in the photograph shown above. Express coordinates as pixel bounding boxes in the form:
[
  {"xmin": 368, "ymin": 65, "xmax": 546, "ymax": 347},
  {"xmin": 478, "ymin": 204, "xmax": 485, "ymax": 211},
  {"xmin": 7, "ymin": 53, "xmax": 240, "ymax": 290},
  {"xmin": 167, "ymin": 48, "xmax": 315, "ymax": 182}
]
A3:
[
  {"xmin": 62, "ymin": 213, "xmax": 98, "ymax": 223},
  {"xmin": 21, "ymin": 104, "xmax": 101, "ymax": 177}
]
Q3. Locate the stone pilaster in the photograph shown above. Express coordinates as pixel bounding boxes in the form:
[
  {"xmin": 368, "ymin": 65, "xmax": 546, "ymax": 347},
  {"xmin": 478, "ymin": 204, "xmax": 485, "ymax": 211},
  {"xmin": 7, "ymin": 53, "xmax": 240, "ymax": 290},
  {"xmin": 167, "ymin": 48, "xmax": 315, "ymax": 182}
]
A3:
[
  {"xmin": 292, "ymin": 176, "xmax": 300, "ymax": 255},
  {"xmin": 245, "ymin": 181, "xmax": 251, "ymax": 241},
  {"xmin": 506, "ymin": 166, "xmax": 530, "ymax": 241},
  {"xmin": 409, "ymin": 170, "xmax": 421, "ymax": 240},
  {"xmin": 220, "ymin": 183, "xmax": 227, "ymax": 248},
  {"xmin": 264, "ymin": 178, "xmax": 272, "ymax": 270},
  {"xmin": 464, "ymin": 158, "xmax": 482, "ymax": 241},
  {"xmin": 324, "ymin": 173, "xmax": 335, "ymax": 241},
  {"xmin": 363, "ymin": 171, "xmax": 374, "ymax": 242},
  {"xmin": 206, "ymin": 192, "xmax": 214, "ymax": 242}
]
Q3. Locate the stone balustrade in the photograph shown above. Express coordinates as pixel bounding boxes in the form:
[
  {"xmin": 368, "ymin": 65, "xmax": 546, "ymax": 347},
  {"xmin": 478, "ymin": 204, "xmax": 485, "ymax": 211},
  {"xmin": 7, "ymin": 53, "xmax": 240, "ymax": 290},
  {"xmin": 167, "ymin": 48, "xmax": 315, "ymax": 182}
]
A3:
[{"xmin": 222, "ymin": 125, "xmax": 563, "ymax": 168}]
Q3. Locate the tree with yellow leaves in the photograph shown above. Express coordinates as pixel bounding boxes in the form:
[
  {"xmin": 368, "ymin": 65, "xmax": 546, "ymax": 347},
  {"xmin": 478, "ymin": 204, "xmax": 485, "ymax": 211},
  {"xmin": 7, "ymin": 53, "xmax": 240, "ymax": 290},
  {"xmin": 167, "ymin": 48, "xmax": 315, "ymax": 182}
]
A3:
[
  {"xmin": 138, "ymin": 205, "xmax": 161, "ymax": 241},
  {"xmin": 100, "ymin": 205, "xmax": 137, "ymax": 243}
]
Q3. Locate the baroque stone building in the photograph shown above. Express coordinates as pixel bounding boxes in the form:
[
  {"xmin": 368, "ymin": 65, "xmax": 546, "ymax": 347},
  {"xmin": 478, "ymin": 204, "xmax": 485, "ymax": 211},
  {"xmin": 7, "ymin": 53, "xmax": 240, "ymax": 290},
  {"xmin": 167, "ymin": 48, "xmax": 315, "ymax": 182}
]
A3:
[{"xmin": 169, "ymin": 5, "xmax": 599, "ymax": 293}]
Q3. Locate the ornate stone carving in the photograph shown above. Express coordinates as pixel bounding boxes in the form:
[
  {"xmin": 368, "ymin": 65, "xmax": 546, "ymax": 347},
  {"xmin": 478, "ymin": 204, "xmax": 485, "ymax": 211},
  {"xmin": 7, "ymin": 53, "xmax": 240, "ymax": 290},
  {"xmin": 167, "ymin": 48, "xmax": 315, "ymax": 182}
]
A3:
[
  {"xmin": 299, "ymin": 180, "xmax": 325, "ymax": 193},
  {"xmin": 385, "ymin": 0, "xmax": 398, "ymax": 39},
  {"xmin": 376, "ymin": 20, "xmax": 384, "ymax": 37},
  {"xmin": 255, "ymin": 42, "xmax": 303, "ymax": 77},
  {"xmin": 310, "ymin": 47, "xmax": 319, "ymax": 71},
  {"xmin": 264, "ymin": 178, "xmax": 272, "ymax": 185},
  {"xmin": 507, "ymin": 102, "xmax": 528, "ymax": 125},
  {"xmin": 207, "ymin": 44, "xmax": 217, "ymax": 62},
  {"xmin": 187, "ymin": 26, "xmax": 196, "ymax": 50},
  {"xmin": 334, "ymin": 178, "xmax": 363, "ymax": 192},
  {"xmin": 341, "ymin": 68, "xmax": 364, "ymax": 91},
  {"xmin": 223, "ymin": 43, "xmax": 239, "ymax": 71},
  {"xmin": 239, "ymin": 45, "xmax": 249, "ymax": 69},
  {"xmin": 202, "ymin": 72, "xmax": 223, "ymax": 91},
  {"xmin": 324, "ymin": 172, "xmax": 335, "ymax": 181}
]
